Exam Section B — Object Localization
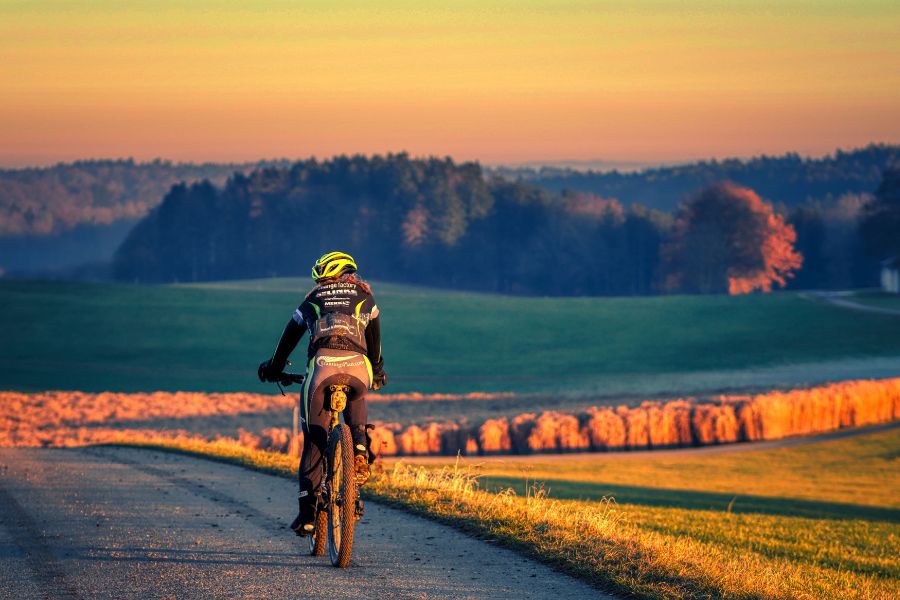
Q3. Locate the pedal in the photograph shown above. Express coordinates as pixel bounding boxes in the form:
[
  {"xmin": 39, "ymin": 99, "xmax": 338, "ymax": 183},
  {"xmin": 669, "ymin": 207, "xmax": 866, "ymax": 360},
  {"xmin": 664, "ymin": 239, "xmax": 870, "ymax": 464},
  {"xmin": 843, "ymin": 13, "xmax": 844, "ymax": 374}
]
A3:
[{"xmin": 355, "ymin": 498, "xmax": 365, "ymax": 520}]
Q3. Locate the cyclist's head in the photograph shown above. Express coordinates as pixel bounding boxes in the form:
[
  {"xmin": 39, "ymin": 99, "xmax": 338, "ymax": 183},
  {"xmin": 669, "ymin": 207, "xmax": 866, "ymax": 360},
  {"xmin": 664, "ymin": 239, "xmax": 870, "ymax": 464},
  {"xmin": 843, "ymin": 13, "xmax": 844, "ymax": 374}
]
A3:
[{"xmin": 312, "ymin": 251, "xmax": 357, "ymax": 283}]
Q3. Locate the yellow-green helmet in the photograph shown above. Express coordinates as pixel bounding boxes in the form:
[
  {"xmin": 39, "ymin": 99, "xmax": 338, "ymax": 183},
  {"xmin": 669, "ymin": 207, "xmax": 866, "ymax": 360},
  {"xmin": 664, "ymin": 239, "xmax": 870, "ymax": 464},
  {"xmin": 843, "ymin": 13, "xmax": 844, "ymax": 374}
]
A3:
[{"xmin": 312, "ymin": 251, "xmax": 357, "ymax": 282}]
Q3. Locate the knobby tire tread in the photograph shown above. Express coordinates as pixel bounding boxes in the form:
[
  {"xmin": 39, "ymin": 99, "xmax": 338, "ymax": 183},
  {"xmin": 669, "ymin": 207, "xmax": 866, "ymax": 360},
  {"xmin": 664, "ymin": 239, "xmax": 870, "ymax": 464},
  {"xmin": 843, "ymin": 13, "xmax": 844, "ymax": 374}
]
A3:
[
  {"xmin": 328, "ymin": 423, "xmax": 358, "ymax": 568},
  {"xmin": 309, "ymin": 508, "xmax": 327, "ymax": 556}
]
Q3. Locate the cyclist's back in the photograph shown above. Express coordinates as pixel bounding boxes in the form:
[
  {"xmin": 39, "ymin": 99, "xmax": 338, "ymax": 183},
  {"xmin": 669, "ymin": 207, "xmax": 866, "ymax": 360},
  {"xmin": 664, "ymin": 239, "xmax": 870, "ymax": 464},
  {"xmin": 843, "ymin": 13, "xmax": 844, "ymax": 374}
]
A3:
[{"xmin": 258, "ymin": 251, "xmax": 386, "ymax": 535}]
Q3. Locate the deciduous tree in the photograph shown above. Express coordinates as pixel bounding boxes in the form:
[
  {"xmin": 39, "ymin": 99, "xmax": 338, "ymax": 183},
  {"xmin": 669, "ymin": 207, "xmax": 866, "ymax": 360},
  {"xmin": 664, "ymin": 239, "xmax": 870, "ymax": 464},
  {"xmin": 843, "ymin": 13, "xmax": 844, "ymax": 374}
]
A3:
[{"xmin": 662, "ymin": 182, "xmax": 802, "ymax": 294}]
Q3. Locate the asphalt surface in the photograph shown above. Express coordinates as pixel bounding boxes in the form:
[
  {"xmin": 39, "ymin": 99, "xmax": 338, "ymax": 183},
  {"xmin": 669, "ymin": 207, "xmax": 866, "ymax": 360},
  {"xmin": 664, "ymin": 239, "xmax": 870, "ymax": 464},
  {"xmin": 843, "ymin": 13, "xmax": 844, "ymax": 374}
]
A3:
[{"xmin": 0, "ymin": 446, "xmax": 609, "ymax": 600}]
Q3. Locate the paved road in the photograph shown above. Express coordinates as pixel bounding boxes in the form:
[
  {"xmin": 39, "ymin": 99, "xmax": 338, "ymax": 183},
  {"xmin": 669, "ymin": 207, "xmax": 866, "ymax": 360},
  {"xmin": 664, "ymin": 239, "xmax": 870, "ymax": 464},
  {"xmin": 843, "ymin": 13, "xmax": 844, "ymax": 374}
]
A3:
[{"xmin": 0, "ymin": 447, "xmax": 608, "ymax": 600}]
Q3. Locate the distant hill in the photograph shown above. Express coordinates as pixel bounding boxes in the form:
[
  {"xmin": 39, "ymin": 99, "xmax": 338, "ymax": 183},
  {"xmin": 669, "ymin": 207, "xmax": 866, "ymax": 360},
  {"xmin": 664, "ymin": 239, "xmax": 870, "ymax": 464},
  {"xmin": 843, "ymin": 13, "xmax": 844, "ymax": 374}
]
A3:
[
  {"xmin": 494, "ymin": 144, "xmax": 900, "ymax": 211},
  {"xmin": 0, "ymin": 158, "xmax": 289, "ymax": 237},
  {"xmin": 0, "ymin": 159, "xmax": 289, "ymax": 273},
  {"xmin": 6, "ymin": 146, "xmax": 896, "ymax": 290},
  {"xmin": 0, "ymin": 219, "xmax": 137, "ymax": 277},
  {"xmin": 6, "ymin": 146, "xmax": 895, "ymax": 239}
]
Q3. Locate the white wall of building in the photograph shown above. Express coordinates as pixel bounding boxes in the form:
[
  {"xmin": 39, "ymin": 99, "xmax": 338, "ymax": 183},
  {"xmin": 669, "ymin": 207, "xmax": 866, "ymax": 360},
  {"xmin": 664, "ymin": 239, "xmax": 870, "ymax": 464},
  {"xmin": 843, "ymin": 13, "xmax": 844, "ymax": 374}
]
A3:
[{"xmin": 882, "ymin": 267, "xmax": 900, "ymax": 293}]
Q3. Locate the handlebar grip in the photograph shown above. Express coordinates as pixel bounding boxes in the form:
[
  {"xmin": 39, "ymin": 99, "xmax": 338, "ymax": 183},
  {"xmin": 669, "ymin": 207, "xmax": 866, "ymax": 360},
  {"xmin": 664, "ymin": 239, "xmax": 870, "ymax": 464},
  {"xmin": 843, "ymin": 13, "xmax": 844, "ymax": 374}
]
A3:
[{"xmin": 278, "ymin": 373, "xmax": 305, "ymax": 386}]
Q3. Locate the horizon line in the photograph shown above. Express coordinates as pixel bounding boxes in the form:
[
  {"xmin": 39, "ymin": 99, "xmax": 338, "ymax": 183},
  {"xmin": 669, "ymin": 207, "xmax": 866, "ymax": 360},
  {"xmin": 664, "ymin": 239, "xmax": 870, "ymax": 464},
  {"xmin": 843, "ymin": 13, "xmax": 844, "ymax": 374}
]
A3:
[{"xmin": 2, "ymin": 141, "xmax": 898, "ymax": 173}]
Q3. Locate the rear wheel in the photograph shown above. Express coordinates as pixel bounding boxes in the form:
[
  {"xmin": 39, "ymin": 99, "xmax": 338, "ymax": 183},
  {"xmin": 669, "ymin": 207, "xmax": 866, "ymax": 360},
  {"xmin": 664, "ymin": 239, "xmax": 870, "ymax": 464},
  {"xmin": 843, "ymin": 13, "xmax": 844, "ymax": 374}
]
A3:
[
  {"xmin": 327, "ymin": 423, "xmax": 358, "ymax": 568},
  {"xmin": 308, "ymin": 499, "xmax": 327, "ymax": 556}
]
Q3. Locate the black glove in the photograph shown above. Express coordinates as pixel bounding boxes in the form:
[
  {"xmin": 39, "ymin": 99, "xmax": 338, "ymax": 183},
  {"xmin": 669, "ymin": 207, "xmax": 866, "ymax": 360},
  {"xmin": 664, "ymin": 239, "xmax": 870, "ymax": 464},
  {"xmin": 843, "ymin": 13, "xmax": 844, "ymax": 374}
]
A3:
[
  {"xmin": 372, "ymin": 371, "xmax": 387, "ymax": 390},
  {"xmin": 258, "ymin": 359, "xmax": 281, "ymax": 383},
  {"xmin": 371, "ymin": 361, "xmax": 387, "ymax": 391}
]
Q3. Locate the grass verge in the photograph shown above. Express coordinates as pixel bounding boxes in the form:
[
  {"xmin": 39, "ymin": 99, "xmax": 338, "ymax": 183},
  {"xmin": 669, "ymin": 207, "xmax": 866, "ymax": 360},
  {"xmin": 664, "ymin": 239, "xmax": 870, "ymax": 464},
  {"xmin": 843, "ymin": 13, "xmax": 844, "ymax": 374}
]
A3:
[{"xmin": 104, "ymin": 432, "xmax": 899, "ymax": 599}]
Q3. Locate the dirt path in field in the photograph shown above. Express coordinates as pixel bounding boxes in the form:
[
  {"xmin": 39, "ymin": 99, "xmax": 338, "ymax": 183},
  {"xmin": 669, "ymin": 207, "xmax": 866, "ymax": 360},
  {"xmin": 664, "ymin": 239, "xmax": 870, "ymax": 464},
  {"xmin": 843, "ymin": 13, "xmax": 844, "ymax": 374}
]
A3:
[
  {"xmin": 385, "ymin": 421, "xmax": 900, "ymax": 465},
  {"xmin": 0, "ymin": 446, "xmax": 609, "ymax": 600},
  {"xmin": 804, "ymin": 291, "xmax": 900, "ymax": 316}
]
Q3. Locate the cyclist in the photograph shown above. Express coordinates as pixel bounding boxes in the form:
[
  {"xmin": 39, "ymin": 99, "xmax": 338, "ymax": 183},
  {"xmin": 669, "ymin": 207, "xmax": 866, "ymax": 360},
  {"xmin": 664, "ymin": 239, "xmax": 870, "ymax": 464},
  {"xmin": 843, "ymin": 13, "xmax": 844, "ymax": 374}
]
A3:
[{"xmin": 258, "ymin": 251, "xmax": 387, "ymax": 536}]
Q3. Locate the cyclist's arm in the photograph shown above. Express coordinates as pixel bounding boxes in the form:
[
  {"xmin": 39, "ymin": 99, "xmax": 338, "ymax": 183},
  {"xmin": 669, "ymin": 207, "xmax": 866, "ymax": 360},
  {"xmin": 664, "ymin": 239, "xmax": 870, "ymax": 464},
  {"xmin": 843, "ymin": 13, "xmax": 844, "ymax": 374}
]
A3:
[
  {"xmin": 364, "ymin": 305, "xmax": 383, "ymax": 374},
  {"xmin": 268, "ymin": 310, "xmax": 308, "ymax": 372}
]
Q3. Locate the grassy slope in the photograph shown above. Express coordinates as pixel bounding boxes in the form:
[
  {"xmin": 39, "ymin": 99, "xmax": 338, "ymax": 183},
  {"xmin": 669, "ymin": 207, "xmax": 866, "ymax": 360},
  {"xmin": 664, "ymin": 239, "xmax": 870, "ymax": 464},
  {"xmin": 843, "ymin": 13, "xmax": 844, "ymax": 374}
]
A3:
[
  {"xmin": 2, "ymin": 278, "xmax": 900, "ymax": 394},
  {"xmin": 430, "ymin": 426, "xmax": 899, "ymax": 513},
  {"xmin": 391, "ymin": 428, "xmax": 899, "ymax": 597},
  {"xmin": 111, "ymin": 427, "xmax": 900, "ymax": 599},
  {"xmin": 851, "ymin": 291, "xmax": 900, "ymax": 311}
]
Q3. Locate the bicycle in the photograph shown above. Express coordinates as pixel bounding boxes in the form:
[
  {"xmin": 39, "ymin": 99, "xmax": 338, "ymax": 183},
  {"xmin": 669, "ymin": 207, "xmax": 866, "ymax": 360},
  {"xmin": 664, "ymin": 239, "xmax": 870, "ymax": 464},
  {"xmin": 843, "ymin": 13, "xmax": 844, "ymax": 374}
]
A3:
[{"xmin": 277, "ymin": 372, "xmax": 362, "ymax": 568}]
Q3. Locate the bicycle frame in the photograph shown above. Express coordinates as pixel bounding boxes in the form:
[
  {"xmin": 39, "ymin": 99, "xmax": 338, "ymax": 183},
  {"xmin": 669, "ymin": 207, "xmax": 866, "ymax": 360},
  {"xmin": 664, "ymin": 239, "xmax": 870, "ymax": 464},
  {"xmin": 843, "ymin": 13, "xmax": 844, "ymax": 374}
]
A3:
[{"xmin": 274, "ymin": 373, "xmax": 360, "ymax": 567}]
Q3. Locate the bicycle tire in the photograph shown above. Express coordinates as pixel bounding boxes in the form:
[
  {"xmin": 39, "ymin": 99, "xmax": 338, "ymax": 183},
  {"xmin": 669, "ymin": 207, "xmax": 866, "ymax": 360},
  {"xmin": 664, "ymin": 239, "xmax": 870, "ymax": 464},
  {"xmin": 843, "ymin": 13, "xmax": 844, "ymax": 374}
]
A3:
[
  {"xmin": 327, "ymin": 423, "xmax": 358, "ymax": 568},
  {"xmin": 308, "ymin": 503, "xmax": 327, "ymax": 556}
]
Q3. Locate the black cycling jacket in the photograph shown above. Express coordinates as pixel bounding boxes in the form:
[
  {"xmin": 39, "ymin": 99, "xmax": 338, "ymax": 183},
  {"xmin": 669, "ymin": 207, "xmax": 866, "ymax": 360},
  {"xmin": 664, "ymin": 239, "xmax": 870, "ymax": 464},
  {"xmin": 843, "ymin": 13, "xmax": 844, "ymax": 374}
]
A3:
[{"xmin": 269, "ymin": 279, "xmax": 383, "ymax": 375}]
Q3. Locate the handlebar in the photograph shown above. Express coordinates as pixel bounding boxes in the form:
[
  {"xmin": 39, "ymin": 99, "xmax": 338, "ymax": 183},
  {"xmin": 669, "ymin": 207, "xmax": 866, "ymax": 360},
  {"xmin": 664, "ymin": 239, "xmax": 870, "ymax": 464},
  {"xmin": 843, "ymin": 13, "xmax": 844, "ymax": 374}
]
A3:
[{"xmin": 278, "ymin": 373, "xmax": 305, "ymax": 386}]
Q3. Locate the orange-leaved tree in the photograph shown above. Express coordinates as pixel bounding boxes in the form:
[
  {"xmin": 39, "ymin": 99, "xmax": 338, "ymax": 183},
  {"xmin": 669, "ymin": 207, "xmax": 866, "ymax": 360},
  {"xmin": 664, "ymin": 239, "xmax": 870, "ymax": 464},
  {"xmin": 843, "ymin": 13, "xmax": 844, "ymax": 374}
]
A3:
[{"xmin": 662, "ymin": 182, "xmax": 802, "ymax": 294}]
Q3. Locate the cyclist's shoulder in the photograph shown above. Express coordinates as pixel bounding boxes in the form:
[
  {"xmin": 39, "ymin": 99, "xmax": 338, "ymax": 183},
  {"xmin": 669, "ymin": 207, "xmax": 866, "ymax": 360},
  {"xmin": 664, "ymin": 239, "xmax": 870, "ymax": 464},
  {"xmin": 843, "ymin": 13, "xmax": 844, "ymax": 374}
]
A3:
[
  {"xmin": 299, "ymin": 281, "xmax": 375, "ymax": 313},
  {"xmin": 297, "ymin": 288, "xmax": 317, "ymax": 309}
]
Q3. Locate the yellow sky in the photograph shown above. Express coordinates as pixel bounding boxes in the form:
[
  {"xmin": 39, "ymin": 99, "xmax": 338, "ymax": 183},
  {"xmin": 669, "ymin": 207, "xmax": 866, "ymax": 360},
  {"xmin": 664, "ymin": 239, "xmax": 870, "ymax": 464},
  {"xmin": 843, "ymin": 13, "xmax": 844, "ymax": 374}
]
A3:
[{"xmin": 1, "ymin": 1, "xmax": 899, "ymax": 167}]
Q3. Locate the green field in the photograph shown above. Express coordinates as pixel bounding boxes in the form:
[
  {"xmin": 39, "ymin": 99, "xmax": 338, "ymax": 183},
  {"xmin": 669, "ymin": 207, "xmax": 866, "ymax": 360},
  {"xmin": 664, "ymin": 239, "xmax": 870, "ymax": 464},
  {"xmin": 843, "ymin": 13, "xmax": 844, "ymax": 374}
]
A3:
[
  {"xmin": 2, "ymin": 277, "xmax": 900, "ymax": 394},
  {"xmin": 385, "ymin": 427, "xmax": 900, "ymax": 598},
  {"xmin": 850, "ymin": 291, "xmax": 900, "ymax": 311}
]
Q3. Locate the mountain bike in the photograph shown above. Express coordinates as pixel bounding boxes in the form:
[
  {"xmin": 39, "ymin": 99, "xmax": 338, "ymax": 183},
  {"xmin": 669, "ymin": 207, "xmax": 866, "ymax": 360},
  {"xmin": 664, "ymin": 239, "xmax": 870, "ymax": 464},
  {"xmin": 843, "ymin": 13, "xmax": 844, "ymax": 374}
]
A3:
[{"xmin": 278, "ymin": 373, "xmax": 362, "ymax": 568}]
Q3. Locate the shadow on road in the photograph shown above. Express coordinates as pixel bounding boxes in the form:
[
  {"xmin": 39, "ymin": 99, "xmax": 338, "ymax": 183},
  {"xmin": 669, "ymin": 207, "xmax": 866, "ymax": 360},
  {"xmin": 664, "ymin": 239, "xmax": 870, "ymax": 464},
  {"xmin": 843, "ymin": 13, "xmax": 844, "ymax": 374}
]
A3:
[{"xmin": 74, "ymin": 546, "xmax": 331, "ymax": 569}]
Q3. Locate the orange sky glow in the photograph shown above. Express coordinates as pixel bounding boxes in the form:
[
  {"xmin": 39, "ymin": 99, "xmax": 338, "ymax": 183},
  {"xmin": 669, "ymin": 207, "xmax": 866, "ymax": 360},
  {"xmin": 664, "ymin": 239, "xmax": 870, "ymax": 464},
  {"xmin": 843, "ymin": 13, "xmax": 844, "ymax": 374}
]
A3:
[{"xmin": 1, "ymin": 1, "xmax": 899, "ymax": 167}]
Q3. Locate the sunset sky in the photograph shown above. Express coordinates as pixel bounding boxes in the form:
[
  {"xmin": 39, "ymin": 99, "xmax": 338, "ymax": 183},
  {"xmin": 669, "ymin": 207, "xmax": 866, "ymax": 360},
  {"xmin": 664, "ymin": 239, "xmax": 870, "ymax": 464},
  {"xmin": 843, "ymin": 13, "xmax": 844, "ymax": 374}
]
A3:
[{"xmin": 2, "ymin": 0, "xmax": 899, "ymax": 167}]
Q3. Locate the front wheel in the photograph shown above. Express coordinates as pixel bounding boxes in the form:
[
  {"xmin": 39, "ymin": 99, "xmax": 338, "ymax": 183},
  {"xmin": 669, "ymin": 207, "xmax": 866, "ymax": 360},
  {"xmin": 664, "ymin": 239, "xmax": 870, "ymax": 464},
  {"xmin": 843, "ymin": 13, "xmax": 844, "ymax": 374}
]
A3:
[{"xmin": 327, "ymin": 423, "xmax": 358, "ymax": 568}]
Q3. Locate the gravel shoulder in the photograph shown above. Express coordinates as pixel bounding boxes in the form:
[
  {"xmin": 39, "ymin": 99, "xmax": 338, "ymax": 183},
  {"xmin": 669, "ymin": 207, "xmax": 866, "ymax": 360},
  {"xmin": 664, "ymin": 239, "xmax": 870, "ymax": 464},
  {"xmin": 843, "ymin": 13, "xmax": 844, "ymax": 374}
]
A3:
[{"xmin": 0, "ymin": 446, "xmax": 609, "ymax": 599}]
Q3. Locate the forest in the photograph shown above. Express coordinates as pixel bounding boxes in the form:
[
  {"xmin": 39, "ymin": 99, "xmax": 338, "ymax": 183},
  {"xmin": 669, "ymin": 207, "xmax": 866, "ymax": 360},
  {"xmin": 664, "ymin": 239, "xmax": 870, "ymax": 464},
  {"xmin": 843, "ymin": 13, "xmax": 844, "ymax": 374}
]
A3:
[
  {"xmin": 497, "ymin": 143, "xmax": 900, "ymax": 211},
  {"xmin": 111, "ymin": 152, "xmax": 900, "ymax": 296}
]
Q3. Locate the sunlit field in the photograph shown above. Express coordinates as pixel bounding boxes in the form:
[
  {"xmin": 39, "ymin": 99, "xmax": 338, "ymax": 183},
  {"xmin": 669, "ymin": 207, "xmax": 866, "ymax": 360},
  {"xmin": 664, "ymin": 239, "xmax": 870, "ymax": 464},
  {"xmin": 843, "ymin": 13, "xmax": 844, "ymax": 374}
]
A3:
[
  {"xmin": 373, "ymin": 426, "xmax": 900, "ymax": 599},
  {"xmin": 4, "ymin": 378, "xmax": 897, "ymax": 459},
  {"xmin": 3, "ymin": 278, "xmax": 900, "ymax": 395},
  {"xmin": 108, "ymin": 426, "xmax": 900, "ymax": 599},
  {"xmin": 3, "ymin": 277, "xmax": 897, "ymax": 596}
]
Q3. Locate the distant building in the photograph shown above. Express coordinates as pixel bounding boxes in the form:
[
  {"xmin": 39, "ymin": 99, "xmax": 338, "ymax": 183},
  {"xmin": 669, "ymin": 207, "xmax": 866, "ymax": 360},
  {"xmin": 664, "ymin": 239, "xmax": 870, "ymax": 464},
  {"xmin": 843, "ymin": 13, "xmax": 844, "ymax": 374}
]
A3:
[{"xmin": 882, "ymin": 257, "xmax": 900, "ymax": 294}]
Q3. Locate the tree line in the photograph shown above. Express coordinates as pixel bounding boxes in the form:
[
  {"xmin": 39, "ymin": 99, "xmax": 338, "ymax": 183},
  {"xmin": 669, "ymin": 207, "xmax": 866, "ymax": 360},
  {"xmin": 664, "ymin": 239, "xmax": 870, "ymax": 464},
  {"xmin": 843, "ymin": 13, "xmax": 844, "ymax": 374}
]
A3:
[
  {"xmin": 496, "ymin": 143, "xmax": 900, "ymax": 212},
  {"xmin": 112, "ymin": 153, "xmax": 898, "ymax": 295}
]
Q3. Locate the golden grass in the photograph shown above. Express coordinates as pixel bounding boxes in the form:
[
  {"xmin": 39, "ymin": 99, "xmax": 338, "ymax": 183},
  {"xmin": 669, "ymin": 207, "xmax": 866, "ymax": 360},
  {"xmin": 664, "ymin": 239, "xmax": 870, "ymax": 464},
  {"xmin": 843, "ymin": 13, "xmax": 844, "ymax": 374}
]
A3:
[
  {"xmin": 450, "ymin": 428, "xmax": 900, "ymax": 510},
  {"xmin": 367, "ymin": 464, "xmax": 896, "ymax": 599},
  {"xmin": 384, "ymin": 378, "xmax": 900, "ymax": 456},
  {"xmin": 105, "ymin": 430, "xmax": 899, "ymax": 600},
  {"xmin": 0, "ymin": 388, "xmax": 506, "ymax": 449},
  {"xmin": 4, "ymin": 379, "xmax": 899, "ymax": 462}
]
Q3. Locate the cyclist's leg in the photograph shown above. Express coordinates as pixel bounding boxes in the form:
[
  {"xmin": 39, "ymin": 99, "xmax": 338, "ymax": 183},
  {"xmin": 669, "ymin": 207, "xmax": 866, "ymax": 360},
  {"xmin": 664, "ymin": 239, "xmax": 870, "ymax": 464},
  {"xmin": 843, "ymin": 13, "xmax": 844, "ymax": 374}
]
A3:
[
  {"xmin": 292, "ymin": 363, "xmax": 329, "ymax": 534},
  {"xmin": 343, "ymin": 376, "xmax": 371, "ymax": 484},
  {"xmin": 341, "ymin": 357, "xmax": 371, "ymax": 451},
  {"xmin": 298, "ymin": 385, "xmax": 329, "ymax": 498},
  {"xmin": 343, "ymin": 387, "xmax": 368, "ymax": 453}
]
